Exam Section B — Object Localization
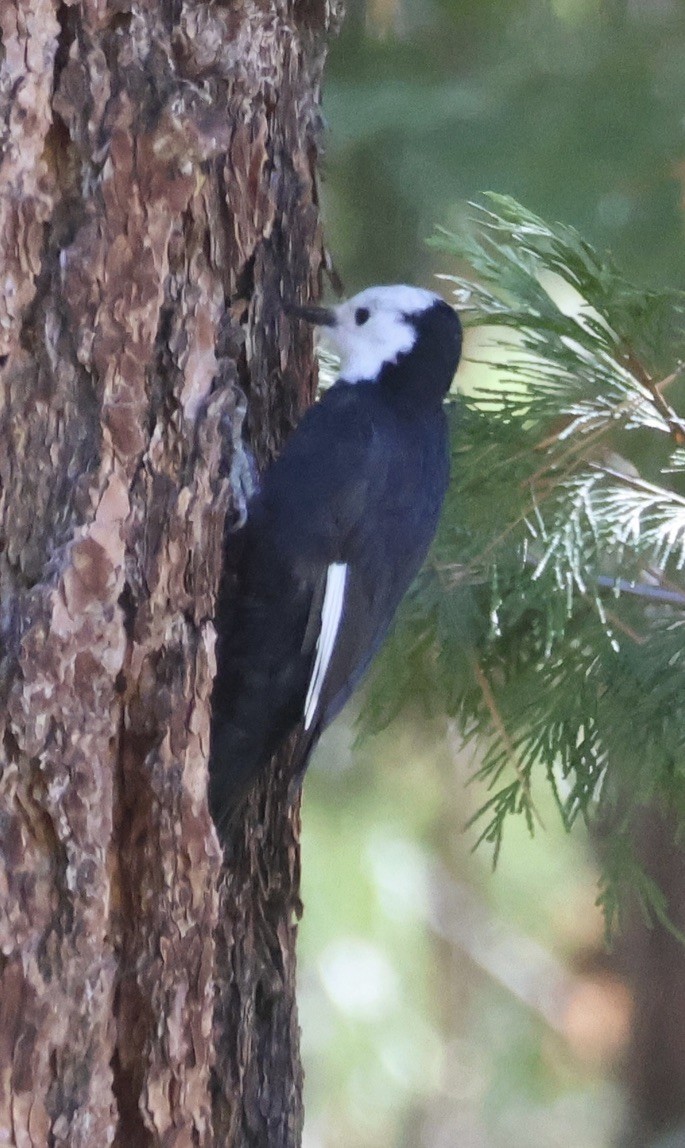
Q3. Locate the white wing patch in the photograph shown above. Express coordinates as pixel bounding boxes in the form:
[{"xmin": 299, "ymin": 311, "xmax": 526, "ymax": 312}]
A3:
[{"xmin": 304, "ymin": 562, "xmax": 348, "ymax": 731}]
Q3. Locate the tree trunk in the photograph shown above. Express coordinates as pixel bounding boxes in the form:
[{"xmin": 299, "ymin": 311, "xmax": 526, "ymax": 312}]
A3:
[
  {"xmin": 617, "ymin": 809, "xmax": 685, "ymax": 1148},
  {"xmin": 0, "ymin": 2, "xmax": 340, "ymax": 1144}
]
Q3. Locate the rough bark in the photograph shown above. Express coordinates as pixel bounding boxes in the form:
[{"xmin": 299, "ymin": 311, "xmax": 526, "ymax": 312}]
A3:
[
  {"xmin": 0, "ymin": 2, "xmax": 340, "ymax": 1145},
  {"xmin": 617, "ymin": 809, "xmax": 685, "ymax": 1148}
]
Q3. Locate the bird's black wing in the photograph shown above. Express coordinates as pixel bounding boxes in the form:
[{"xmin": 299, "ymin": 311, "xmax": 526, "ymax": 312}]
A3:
[
  {"xmin": 282, "ymin": 387, "xmax": 450, "ymax": 776},
  {"xmin": 209, "ymin": 382, "xmax": 449, "ymax": 823},
  {"xmin": 209, "ymin": 384, "xmax": 385, "ymax": 823}
]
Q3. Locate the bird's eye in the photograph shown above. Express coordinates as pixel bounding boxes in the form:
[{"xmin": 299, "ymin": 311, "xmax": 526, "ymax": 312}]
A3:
[{"xmin": 355, "ymin": 307, "xmax": 370, "ymax": 326}]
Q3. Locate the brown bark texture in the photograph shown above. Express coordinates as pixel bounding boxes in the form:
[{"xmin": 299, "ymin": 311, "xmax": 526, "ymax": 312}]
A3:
[
  {"xmin": 0, "ymin": 1, "xmax": 341, "ymax": 1145},
  {"xmin": 617, "ymin": 809, "xmax": 685, "ymax": 1148}
]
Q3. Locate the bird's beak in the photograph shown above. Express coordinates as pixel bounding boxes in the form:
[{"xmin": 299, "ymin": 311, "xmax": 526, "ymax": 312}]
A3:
[{"xmin": 283, "ymin": 300, "xmax": 338, "ymax": 327}]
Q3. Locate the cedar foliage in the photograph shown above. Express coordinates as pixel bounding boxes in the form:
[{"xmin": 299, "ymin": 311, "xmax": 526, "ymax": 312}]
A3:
[{"xmin": 369, "ymin": 196, "xmax": 685, "ymax": 932}]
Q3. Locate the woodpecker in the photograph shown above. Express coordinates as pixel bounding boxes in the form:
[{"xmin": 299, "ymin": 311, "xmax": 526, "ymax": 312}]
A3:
[{"xmin": 209, "ymin": 285, "xmax": 462, "ymax": 830}]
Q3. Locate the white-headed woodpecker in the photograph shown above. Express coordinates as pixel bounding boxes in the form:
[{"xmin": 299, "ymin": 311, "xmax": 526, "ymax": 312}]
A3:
[{"xmin": 209, "ymin": 285, "xmax": 462, "ymax": 829}]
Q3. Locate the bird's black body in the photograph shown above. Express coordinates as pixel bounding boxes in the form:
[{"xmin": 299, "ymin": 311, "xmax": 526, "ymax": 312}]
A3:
[{"xmin": 209, "ymin": 294, "xmax": 462, "ymax": 829}]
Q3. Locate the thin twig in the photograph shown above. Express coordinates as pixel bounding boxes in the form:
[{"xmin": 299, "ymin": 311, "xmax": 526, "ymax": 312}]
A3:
[
  {"xmin": 596, "ymin": 573, "xmax": 685, "ymax": 609},
  {"xmin": 524, "ymin": 416, "xmax": 616, "ymax": 490},
  {"xmin": 576, "ymin": 589, "xmax": 649, "ymax": 645},
  {"xmin": 623, "ymin": 350, "xmax": 685, "ymax": 445},
  {"xmin": 654, "ymin": 363, "xmax": 685, "ymax": 395}
]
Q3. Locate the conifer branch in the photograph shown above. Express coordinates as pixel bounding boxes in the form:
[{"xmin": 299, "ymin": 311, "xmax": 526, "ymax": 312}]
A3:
[{"xmin": 366, "ymin": 196, "xmax": 685, "ymax": 923}]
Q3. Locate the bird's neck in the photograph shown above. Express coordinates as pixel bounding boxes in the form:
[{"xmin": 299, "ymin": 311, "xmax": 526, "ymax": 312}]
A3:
[{"xmin": 376, "ymin": 341, "xmax": 454, "ymax": 413}]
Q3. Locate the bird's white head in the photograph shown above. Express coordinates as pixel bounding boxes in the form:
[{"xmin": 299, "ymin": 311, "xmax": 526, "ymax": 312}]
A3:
[{"xmin": 286, "ymin": 284, "xmax": 446, "ymax": 384}]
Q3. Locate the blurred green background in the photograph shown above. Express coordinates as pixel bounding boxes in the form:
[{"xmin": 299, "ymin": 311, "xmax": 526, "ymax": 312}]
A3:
[{"xmin": 298, "ymin": 3, "xmax": 685, "ymax": 1146}]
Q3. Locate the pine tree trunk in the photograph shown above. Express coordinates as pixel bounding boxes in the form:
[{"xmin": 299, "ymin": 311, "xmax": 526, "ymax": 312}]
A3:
[
  {"xmin": 0, "ymin": 2, "xmax": 340, "ymax": 1144},
  {"xmin": 618, "ymin": 809, "xmax": 685, "ymax": 1148}
]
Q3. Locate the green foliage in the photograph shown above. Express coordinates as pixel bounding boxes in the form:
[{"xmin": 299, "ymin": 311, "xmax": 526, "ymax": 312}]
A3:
[{"xmin": 372, "ymin": 196, "xmax": 685, "ymax": 927}]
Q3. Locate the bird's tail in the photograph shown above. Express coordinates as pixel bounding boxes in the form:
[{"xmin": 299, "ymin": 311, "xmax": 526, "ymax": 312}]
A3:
[{"xmin": 208, "ymin": 716, "xmax": 266, "ymax": 838}]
